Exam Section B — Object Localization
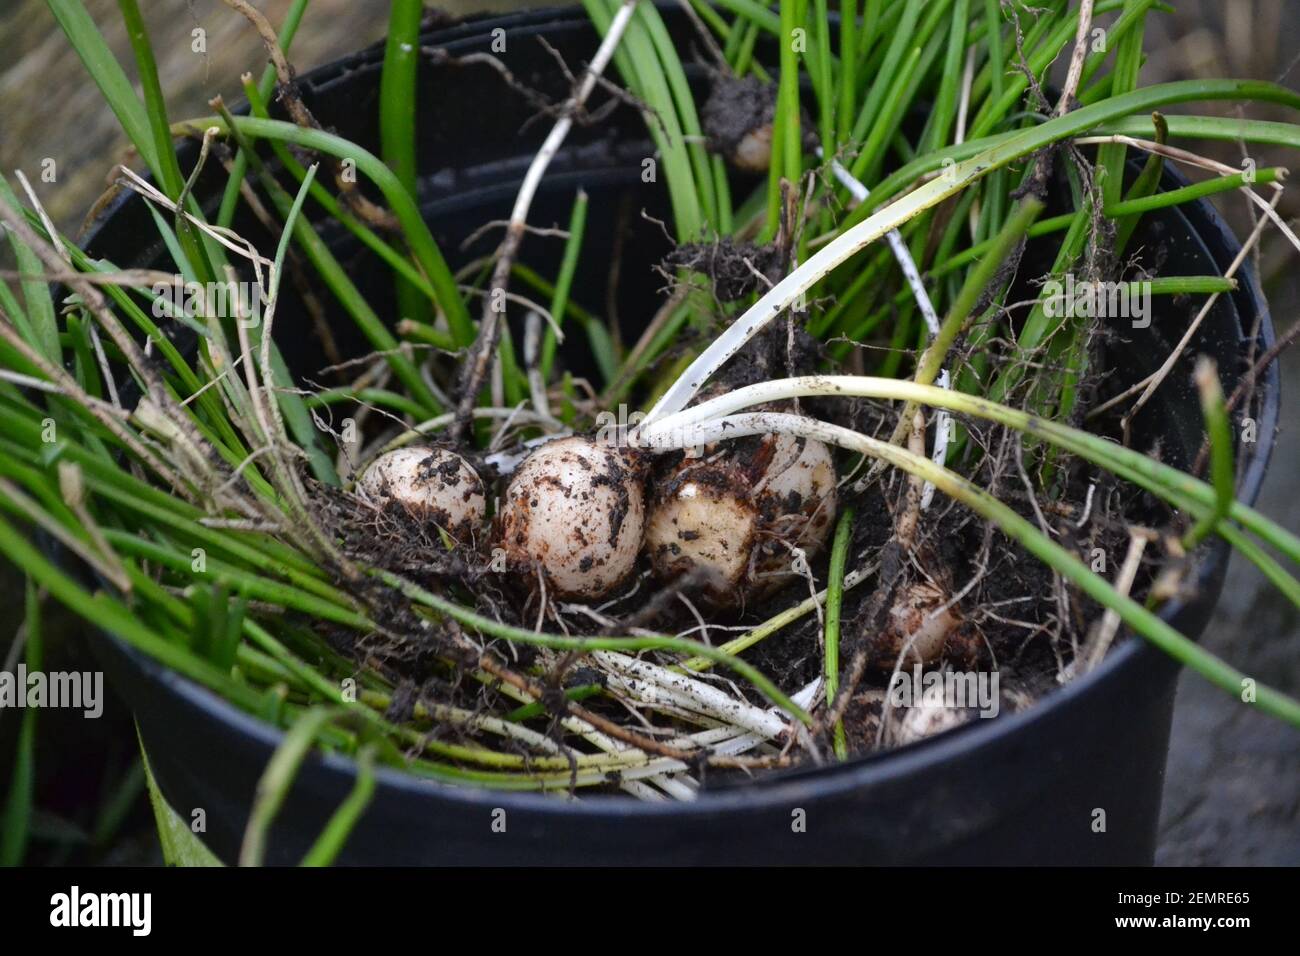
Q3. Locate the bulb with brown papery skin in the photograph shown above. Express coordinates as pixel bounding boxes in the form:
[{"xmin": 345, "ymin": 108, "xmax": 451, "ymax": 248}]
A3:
[
  {"xmin": 645, "ymin": 433, "xmax": 837, "ymax": 607},
  {"xmin": 874, "ymin": 580, "xmax": 962, "ymax": 667}
]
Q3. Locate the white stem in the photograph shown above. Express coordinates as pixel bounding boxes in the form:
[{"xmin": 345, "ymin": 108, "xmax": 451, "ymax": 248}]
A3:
[
  {"xmin": 825, "ymin": 157, "xmax": 941, "ymax": 335},
  {"xmin": 523, "ymin": 310, "xmax": 551, "ymax": 419},
  {"xmin": 1055, "ymin": 0, "xmax": 1095, "ymax": 117},
  {"xmin": 621, "ymin": 779, "xmax": 669, "ymax": 800},
  {"xmin": 822, "ymin": 156, "xmax": 952, "ymax": 508},
  {"xmin": 0, "ymin": 370, "xmax": 68, "ymax": 394},
  {"xmin": 425, "ymin": 702, "xmax": 562, "ymax": 754},
  {"xmin": 549, "ymin": 711, "xmax": 694, "ymax": 799},
  {"xmin": 484, "ymin": 666, "xmax": 773, "ymax": 800},
  {"xmin": 476, "ymin": 682, "xmax": 693, "ymax": 798},
  {"xmin": 926, "ymin": 368, "xmax": 952, "ymax": 510},
  {"xmin": 641, "ymin": 375, "xmax": 945, "ymax": 444},
  {"xmin": 681, "ymin": 677, "xmax": 823, "ymax": 754},
  {"xmin": 649, "ymin": 413, "xmax": 899, "ymax": 487},
  {"xmin": 955, "ymin": 45, "xmax": 975, "ymax": 146},
  {"xmin": 640, "ymin": 131, "xmax": 1003, "ymax": 429}
]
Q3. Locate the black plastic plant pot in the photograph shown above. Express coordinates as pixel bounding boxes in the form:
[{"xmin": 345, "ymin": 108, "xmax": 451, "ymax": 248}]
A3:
[{"xmin": 78, "ymin": 5, "xmax": 1278, "ymax": 865}]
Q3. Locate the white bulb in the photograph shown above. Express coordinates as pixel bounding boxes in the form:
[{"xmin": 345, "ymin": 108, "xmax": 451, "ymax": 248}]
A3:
[
  {"xmin": 749, "ymin": 433, "xmax": 838, "ymax": 589},
  {"xmin": 358, "ymin": 447, "xmax": 485, "ymax": 540},
  {"xmin": 645, "ymin": 466, "xmax": 758, "ymax": 596},
  {"xmin": 496, "ymin": 437, "xmax": 645, "ymax": 600},
  {"xmin": 891, "ymin": 702, "xmax": 970, "ymax": 746}
]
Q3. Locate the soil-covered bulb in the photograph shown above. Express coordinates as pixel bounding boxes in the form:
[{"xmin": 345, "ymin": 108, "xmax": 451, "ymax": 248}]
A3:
[
  {"xmin": 702, "ymin": 74, "xmax": 779, "ymax": 172},
  {"xmin": 494, "ymin": 436, "xmax": 646, "ymax": 600},
  {"xmin": 358, "ymin": 447, "xmax": 486, "ymax": 541}
]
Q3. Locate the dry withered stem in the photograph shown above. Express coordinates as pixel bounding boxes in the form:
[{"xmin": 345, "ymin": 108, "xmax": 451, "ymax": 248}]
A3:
[
  {"xmin": 473, "ymin": 647, "xmax": 791, "ymax": 770},
  {"xmin": 452, "ymin": 0, "xmax": 639, "ymax": 443},
  {"xmin": 0, "ymin": 193, "xmax": 223, "ymax": 504},
  {"xmin": 1190, "ymin": 315, "xmax": 1300, "ymax": 477},
  {"xmin": 1054, "ymin": 0, "xmax": 1095, "ymax": 117},
  {"xmin": 208, "ymin": 136, "xmax": 344, "ymax": 370}
]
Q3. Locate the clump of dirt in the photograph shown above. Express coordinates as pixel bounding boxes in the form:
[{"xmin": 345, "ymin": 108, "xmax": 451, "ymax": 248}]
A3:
[
  {"xmin": 700, "ymin": 74, "xmax": 817, "ymax": 172},
  {"xmin": 664, "ymin": 237, "xmax": 784, "ymax": 301},
  {"xmin": 713, "ymin": 313, "xmax": 824, "ymax": 393}
]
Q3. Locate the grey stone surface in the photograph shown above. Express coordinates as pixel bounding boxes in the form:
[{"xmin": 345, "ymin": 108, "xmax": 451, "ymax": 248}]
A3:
[{"xmin": 1158, "ymin": 347, "xmax": 1300, "ymax": 866}]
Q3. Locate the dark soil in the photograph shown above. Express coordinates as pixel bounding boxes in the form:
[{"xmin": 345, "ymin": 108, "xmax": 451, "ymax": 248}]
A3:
[
  {"xmin": 699, "ymin": 73, "xmax": 818, "ymax": 171},
  {"xmin": 664, "ymin": 237, "xmax": 784, "ymax": 302}
]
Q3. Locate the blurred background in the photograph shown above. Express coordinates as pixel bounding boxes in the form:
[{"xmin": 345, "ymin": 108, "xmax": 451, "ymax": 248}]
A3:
[{"xmin": 0, "ymin": 0, "xmax": 1295, "ymax": 864}]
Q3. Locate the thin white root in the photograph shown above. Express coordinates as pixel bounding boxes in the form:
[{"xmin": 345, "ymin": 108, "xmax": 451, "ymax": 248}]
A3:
[
  {"xmin": 1070, "ymin": 528, "xmax": 1152, "ymax": 677},
  {"xmin": 592, "ymin": 650, "xmax": 791, "ymax": 739},
  {"xmin": 822, "ymin": 155, "xmax": 953, "ymax": 509}
]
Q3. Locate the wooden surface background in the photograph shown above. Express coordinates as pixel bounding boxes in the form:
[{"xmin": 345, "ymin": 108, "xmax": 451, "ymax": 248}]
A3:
[{"xmin": 0, "ymin": 0, "xmax": 552, "ymax": 230}]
